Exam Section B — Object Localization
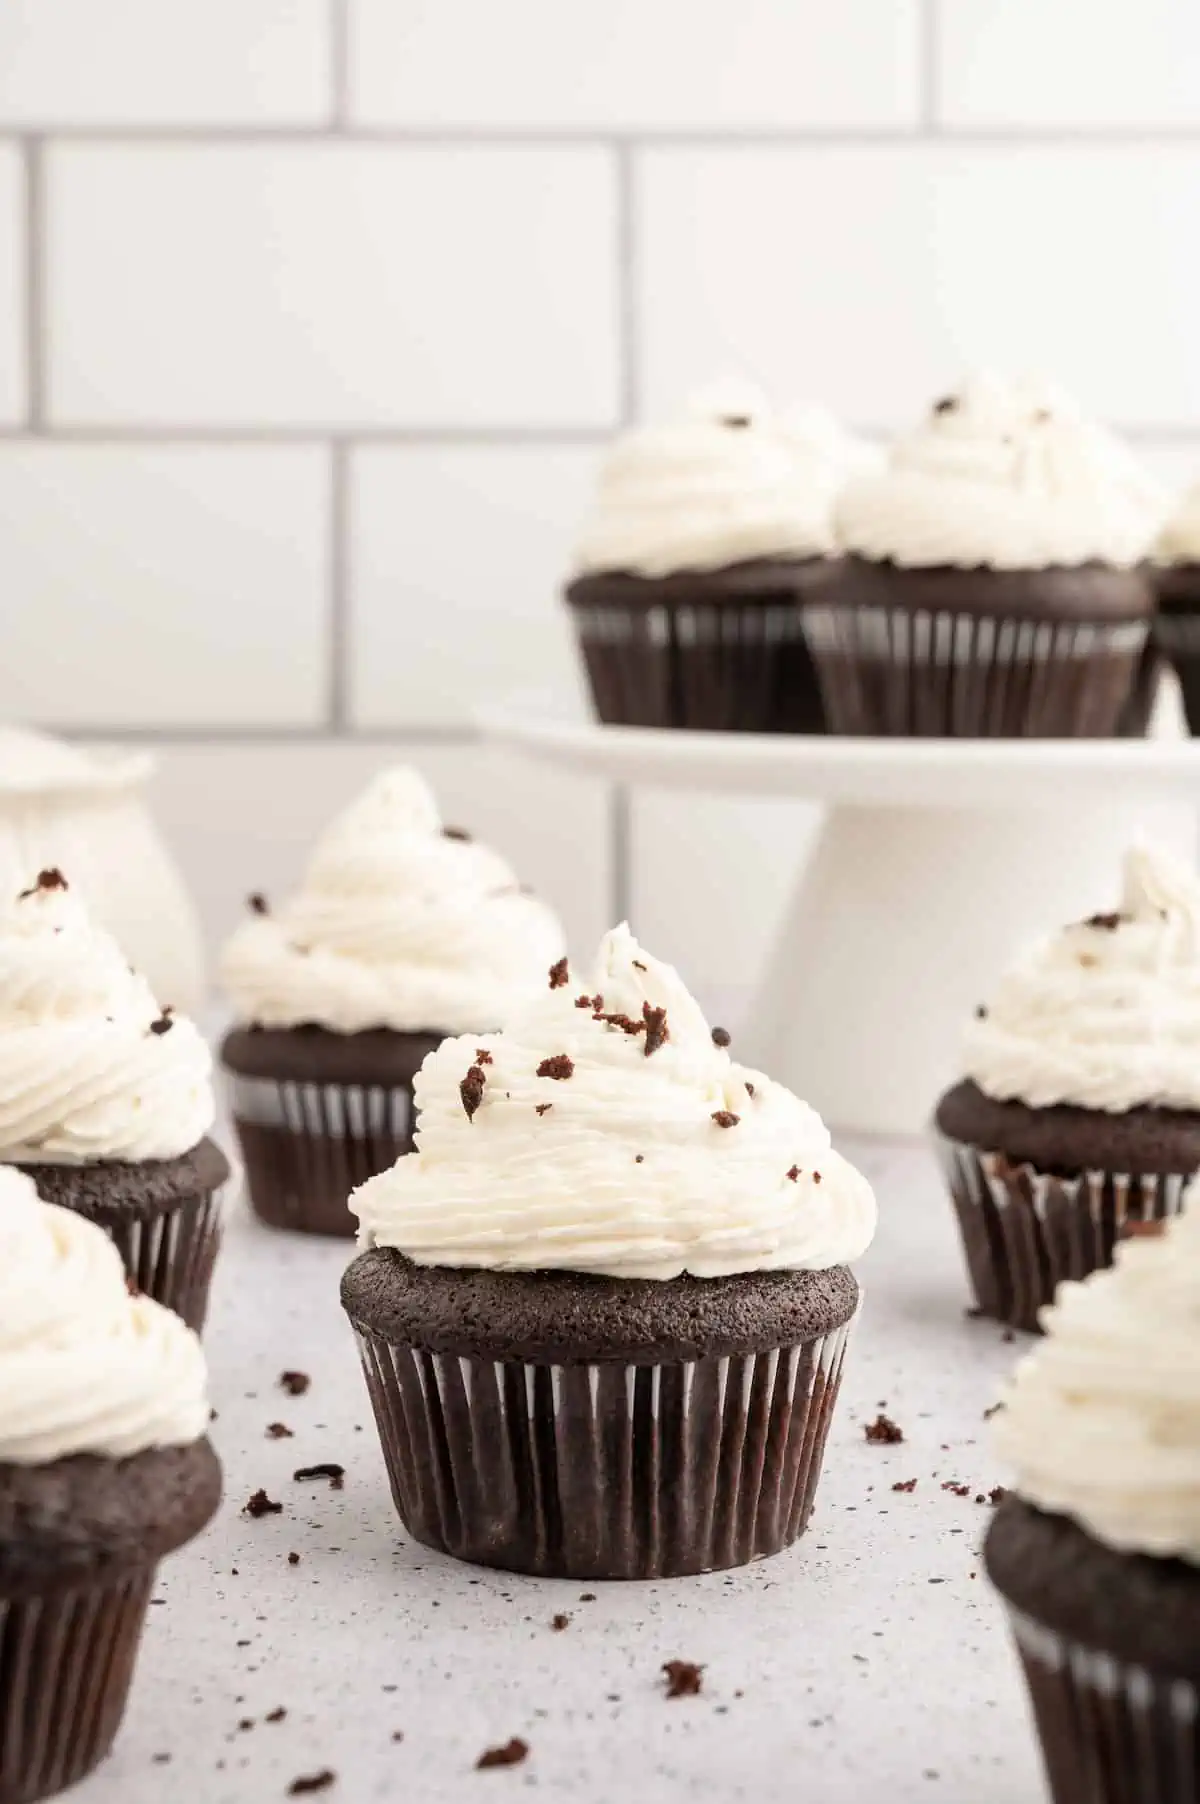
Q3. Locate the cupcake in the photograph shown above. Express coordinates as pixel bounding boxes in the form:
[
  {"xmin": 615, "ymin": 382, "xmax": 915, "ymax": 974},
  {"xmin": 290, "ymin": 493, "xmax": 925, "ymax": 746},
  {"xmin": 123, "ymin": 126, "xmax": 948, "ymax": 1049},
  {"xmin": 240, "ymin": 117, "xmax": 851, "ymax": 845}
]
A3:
[
  {"xmin": 565, "ymin": 383, "xmax": 874, "ymax": 733},
  {"xmin": 818, "ymin": 372, "xmax": 1164, "ymax": 735},
  {"xmin": 0, "ymin": 1168, "xmax": 220, "ymax": 1803},
  {"xmin": 220, "ymin": 767, "xmax": 565, "ymax": 1239},
  {"xmin": 1153, "ymin": 479, "xmax": 1200, "ymax": 733},
  {"xmin": 986, "ymin": 1204, "xmax": 1200, "ymax": 1804},
  {"xmin": 0, "ymin": 867, "xmax": 228, "ymax": 1332},
  {"xmin": 935, "ymin": 845, "xmax": 1200, "ymax": 1333},
  {"xmin": 342, "ymin": 924, "xmax": 876, "ymax": 1579}
]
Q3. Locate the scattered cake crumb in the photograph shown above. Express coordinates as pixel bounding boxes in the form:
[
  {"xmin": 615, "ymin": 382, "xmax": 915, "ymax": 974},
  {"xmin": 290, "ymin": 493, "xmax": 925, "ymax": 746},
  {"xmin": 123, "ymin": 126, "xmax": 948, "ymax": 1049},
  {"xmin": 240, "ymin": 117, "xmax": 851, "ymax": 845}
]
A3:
[
  {"xmin": 244, "ymin": 1489, "xmax": 283, "ymax": 1519},
  {"xmin": 711, "ymin": 1111, "xmax": 739, "ymax": 1129},
  {"xmin": 280, "ymin": 1372, "xmax": 310, "ymax": 1397},
  {"xmin": 535, "ymin": 1103, "xmax": 553, "ymax": 1116},
  {"xmin": 786, "ymin": 1166, "xmax": 800, "ymax": 1182},
  {"xmin": 266, "ymin": 1708, "xmax": 287, "ymax": 1724},
  {"xmin": 293, "ymin": 1464, "xmax": 345, "ymax": 1490},
  {"xmin": 864, "ymin": 1415, "xmax": 904, "ymax": 1445},
  {"xmin": 475, "ymin": 1049, "xmax": 494, "ymax": 1065},
  {"xmin": 443, "ymin": 826, "xmax": 471, "ymax": 842},
  {"xmin": 711, "ymin": 1026, "xmax": 731, "ymax": 1048},
  {"xmin": 635, "ymin": 1154, "xmax": 644, "ymax": 1164},
  {"xmin": 149, "ymin": 1009, "xmax": 174, "ymax": 1036},
  {"xmin": 287, "ymin": 1552, "xmax": 301, "ymax": 1566},
  {"xmin": 579, "ymin": 1593, "xmax": 596, "ymax": 1602},
  {"xmin": 551, "ymin": 1614, "xmax": 570, "ymax": 1632},
  {"xmin": 1084, "ymin": 910, "xmax": 1123, "ymax": 931},
  {"xmin": 941, "ymin": 1482, "xmax": 971, "ymax": 1499},
  {"xmin": 476, "ymin": 1739, "xmax": 529, "ymax": 1771},
  {"xmin": 891, "ymin": 1479, "xmax": 918, "ymax": 1494},
  {"xmin": 288, "ymin": 1771, "xmax": 336, "ymax": 1796},
  {"xmin": 662, "ymin": 1661, "xmax": 704, "ymax": 1699},
  {"xmin": 266, "ymin": 1423, "xmax": 293, "ymax": 1440},
  {"xmin": 248, "ymin": 892, "xmax": 268, "ymax": 915}
]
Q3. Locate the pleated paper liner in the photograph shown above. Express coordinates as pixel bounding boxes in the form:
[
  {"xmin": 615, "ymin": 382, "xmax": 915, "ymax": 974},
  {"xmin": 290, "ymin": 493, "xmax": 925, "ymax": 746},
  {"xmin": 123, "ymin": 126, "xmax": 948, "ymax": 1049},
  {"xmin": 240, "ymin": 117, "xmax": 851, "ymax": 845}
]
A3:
[
  {"xmin": 1006, "ymin": 1609, "xmax": 1200, "ymax": 1804},
  {"xmin": 230, "ymin": 1075, "xmax": 417, "ymax": 1238},
  {"xmin": 351, "ymin": 1315, "xmax": 855, "ymax": 1579},
  {"xmin": 1154, "ymin": 613, "xmax": 1200, "ymax": 735},
  {"xmin": 801, "ymin": 604, "xmax": 1147, "ymax": 736},
  {"xmin": 937, "ymin": 1136, "xmax": 1190, "ymax": 1334},
  {"xmin": 0, "ymin": 1567, "xmax": 153, "ymax": 1804}
]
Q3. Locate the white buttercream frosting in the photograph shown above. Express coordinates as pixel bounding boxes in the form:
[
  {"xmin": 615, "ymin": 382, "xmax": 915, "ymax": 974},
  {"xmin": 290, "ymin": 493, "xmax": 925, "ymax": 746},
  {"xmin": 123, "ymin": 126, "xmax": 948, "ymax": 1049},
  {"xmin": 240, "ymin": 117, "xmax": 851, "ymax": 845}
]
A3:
[
  {"xmin": 0, "ymin": 870, "xmax": 214, "ymax": 1164},
  {"xmin": 352, "ymin": 924, "xmax": 877, "ymax": 1279},
  {"xmin": 837, "ymin": 372, "xmax": 1166, "ymax": 570},
  {"xmin": 0, "ymin": 1167, "xmax": 209, "ymax": 1464},
  {"xmin": 220, "ymin": 767, "xmax": 565, "ymax": 1036},
  {"xmin": 572, "ymin": 381, "xmax": 874, "ymax": 577},
  {"xmin": 995, "ymin": 1192, "xmax": 1200, "ymax": 1562},
  {"xmin": 1156, "ymin": 479, "xmax": 1200, "ymax": 564},
  {"xmin": 963, "ymin": 845, "xmax": 1200, "ymax": 1114}
]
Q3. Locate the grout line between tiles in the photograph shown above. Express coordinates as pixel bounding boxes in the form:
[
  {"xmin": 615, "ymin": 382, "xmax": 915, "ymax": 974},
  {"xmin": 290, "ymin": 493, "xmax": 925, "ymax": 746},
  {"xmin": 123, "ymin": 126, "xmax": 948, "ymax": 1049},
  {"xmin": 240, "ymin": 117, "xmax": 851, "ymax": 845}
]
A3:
[
  {"xmin": 329, "ymin": 0, "xmax": 350, "ymax": 130},
  {"xmin": 60, "ymin": 725, "xmax": 481, "ymax": 746},
  {"xmin": 919, "ymin": 0, "xmax": 940, "ymax": 134},
  {"xmin": 0, "ymin": 424, "xmax": 616, "ymax": 446},
  {"xmin": 15, "ymin": 125, "xmax": 1200, "ymax": 147},
  {"xmin": 614, "ymin": 141, "xmax": 639, "ymax": 427},
  {"xmin": 21, "ymin": 137, "xmax": 45, "ymax": 429},
  {"xmin": 328, "ymin": 440, "xmax": 350, "ymax": 730}
]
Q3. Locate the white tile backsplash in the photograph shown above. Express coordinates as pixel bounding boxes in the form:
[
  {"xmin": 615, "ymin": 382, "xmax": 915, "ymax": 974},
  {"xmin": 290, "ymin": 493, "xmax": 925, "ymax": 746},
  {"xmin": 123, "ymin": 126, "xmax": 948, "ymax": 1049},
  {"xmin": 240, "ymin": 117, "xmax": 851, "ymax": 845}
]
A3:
[
  {"xmin": 0, "ymin": 0, "xmax": 330, "ymax": 127},
  {"xmin": 47, "ymin": 144, "xmax": 620, "ymax": 428},
  {"xmin": 0, "ymin": 144, "xmax": 25, "ymax": 425},
  {"xmin": 0, "ymin": 445, "xmax": 329, "ymax": 727},
  {"xmin": 5, "ymin": 4, "xmax": 1200, "ymax": 1008},
  {"xmin": 351, "ymin": 0, "xmax": 921, "ymax": 130},
  {"xmin": 938, "ymin": 0, "xmax": 1200, "ymax": 129},
  {"xmin": 637, "ymin": 145, "xmax": 1200, "ymax": 431},
  {"xmin": 350, "ymin": 445, "xmax": 595, "ymax": 729}
]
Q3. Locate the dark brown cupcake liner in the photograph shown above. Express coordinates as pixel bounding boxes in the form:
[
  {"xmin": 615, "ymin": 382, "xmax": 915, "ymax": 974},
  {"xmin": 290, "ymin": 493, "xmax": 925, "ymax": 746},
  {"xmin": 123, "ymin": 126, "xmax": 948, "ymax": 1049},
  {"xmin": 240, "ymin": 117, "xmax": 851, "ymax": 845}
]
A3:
[
  {"xmin": 1005, "ymin": 1606, "xmax": 1200, "ymax": 1804},
  {"xmin": 1152, "ymin": 613, "xmax": 1200, "ymax": 735},
  {"xmin": 801, "ymin": 603, "xmax": 1147, "ymax": 736},
  {"xmin": 936, "ymin": 1135, "xmax": 1190, "ymax": 1333},
  {"xmin": 94, "ymin": 1187, "xmax": 226, "ymax": 1335},
  {"xmin": 230, "ymin": 1075, "xmax": 416, "ymax": 1238},
  {"xmin": 0, "ymin": 1566, "xmax": 153, "ymax": 1804},
  {"xmin": 351, "ymin": 1315, "xmax": 856, "ymax": 1579},
  {"xmin": 567, "ymin": 596, "xmax": 827, "ymax": 732}
]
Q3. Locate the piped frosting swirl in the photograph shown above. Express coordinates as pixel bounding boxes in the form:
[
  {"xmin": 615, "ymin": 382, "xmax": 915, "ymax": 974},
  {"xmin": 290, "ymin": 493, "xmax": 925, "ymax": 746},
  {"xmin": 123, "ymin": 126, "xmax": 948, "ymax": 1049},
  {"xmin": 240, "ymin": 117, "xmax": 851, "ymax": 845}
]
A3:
[{"xmin": 352, "ymin": 924, "xmax": 877, "ymax": 1279}]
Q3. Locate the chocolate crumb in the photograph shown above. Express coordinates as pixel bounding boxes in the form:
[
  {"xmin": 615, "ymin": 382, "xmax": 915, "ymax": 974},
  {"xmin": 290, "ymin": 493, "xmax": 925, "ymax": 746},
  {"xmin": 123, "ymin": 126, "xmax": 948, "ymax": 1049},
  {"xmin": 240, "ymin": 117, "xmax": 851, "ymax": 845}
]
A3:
[
  {"xmin": 594, "ymin": 1010, "xmax": 643, "ymax": 1035},
  {"xmin": 266, "ymin": 1423, "xmax": 293, "ymax": 1440},
  {"xmin": 711, "ymin": 1026, "xmax": 731, "ymax": 1048},
  {"xmin": 575, "ymin": 992, "xmax": 599, "ymax": 1010},
  {"xmin": 579, "ymin": 1593, "xmax": 596, "ymax": 1602},
  {"xmin": 280, "ymin": 1371, "xmax": 310, "ymax": 1396},
  {"xmin": 288, "ymin": 1552, "xmax": 301, "ymax": 1566},
  {"xmin": 551, "ymin": 1614, "xmax": 570, "ymax": 1632},
  {"xmin": 720, "ymin": 413, "xmax": 751, "ymax": 429},
  {"xmin": 288, "ymin": 1772, "xmax": 336, "ymax": 1796},
  {"xmin": 238, "ymin": 1718, "xmax": 254, "ymax": 1733},
  {"xmin": 476, "ymin": 1739, "xmax": 528, "ymax": 1771},
  {"xmin": 892, "ymin": 1479, "xmax": 918, "ymax": 1494},
  {"xmin": 941, "ymin": 1482, "xmax": 971, "ymax": 1499},
  {"xmin": 293, "ymin": 1464, "xmax": 345, "ymax": 1490},
  {"xmin": 244, "ymin": 1489, "xmax": 282, "ymax": 1519},
  {"xmin": 812, "ymin": 1171, "xmax": 822, "ymax": 1184},
  {"xmin": 536, "ymin": 1054, "xmax": 574, "ymax": 1081},
  {"xmin": 635, "ymin": 1154, "xmax": 644, "ymax": 1164},
  {"xmin": 266, "ymin": 1708, "xmax": 287, "ymax": 1724},
  {"xmin": 548, "ymin": 956, "xmax": 569, "ymax": 990},
  {"xmin": 535, "ymin": 1102, "xmax": 553, "ymax": 1116},
  {"xmin": 1084, "ymin": 910, "xmax": 1124, "ymax": 931},
  {"xmin": 18, "ymin": 868, "xmax": 68, "ymax": 901},
  {"xmin": 391, "ymin": 1732, "xmax": 404, "ymax": 1743},
  {"xmin": 786, "ymin": 1166, "xmax": 800, "ymax": 1182},
  {"xmin": 711, "ymin": 1111, "xmax": 740, "ymax": 1129},
  {"xmin": 443, "ymin": 826, "xmax": 472, "ymax": 842},
  {"xmin": 149, "ymin": 1010, "xmax": 174, "ymax": 1036},
  {"xmin": 989, "ymin": 1486, "xmax": 1007, "ymax": 1506},
  {"xmin": 152, "ymin": 1754, "xmax": 171, "ymax": 1765},
  {"xmin": 475, "ymin": 1048, "xmax": 494, "ymax": 1065},
  {"xmin": 633, "ymin": 960, "xmax": 647, "ymax": 971},
  {"xmin": 247, "ymin": 892, "xmax": 269, "ymax": 915},
  {"xmin": 460, "ymin": 1063, "xmax": 488, "ymax": 1121},
  {"xmin": 864, "ymin": 1414, "xmax": 904, "ymax": 1446},
  {"xmin": 933, "ymin": 395, "xmax": 957, "ymax": 414},
  {"xmin": 745, "ymin": 1082, "xmax": 755, "ymax": 1097},
  {"xmin": 974, "ymin": 1005, "xmax": 987, "ymax": 1019},
  {"xmin": 642, "ymin": 1003, "xmax": 669, "ymax": 1057},
  {"xmin": 662, "ymin": 1661, "xmax": 704, "ymax": 1699}
]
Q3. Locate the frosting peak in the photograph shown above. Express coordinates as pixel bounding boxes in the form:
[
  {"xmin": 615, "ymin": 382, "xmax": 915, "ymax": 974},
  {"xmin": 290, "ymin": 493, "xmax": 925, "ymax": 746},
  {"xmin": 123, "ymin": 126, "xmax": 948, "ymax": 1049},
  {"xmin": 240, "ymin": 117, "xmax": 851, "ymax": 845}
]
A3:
[
  {"xmin": 837, "ymin": 371, "xmax": 1165, "ymax": 570},
  {"xmin": 963, "ymin": 844, "xmax": 1200, "ymax": 1113},
  {"xmin": 220, "ymin": 766, "xmax": 565, "ymax": 1036},
  {"xmin": 572, "ymin": 385, "xmax": 870, "ymax": 577},
  {"xmin": 0, "ymin": 1168, "xmax": 210, "ymax": 1464},
  {"xmin": 0, "ymin": 870, "xmax": 214, "ymax": 1163},
  {"xmin": 994, "ymin": 1196, "xmax": 1200, "ymax": 1562},
  {"xmin": 352, "ymin": 925, "xmax": 877, "ymax": 1279}
]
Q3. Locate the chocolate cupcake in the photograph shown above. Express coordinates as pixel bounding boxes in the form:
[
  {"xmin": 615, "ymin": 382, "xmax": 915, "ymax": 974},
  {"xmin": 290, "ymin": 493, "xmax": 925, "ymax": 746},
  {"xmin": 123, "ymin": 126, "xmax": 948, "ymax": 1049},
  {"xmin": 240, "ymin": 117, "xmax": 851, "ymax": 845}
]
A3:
[
  {"xmin": 0, "ymin": 1169, "xmax": 220, "ymax": 1804},
  {"xmin": 816, "ymin": 373, "xmax": 1164, "ymax": 735},
  {"xmin": 985, "ymin": 1206, "xmax": 1200, "ymax": 1803},
  {"xmin": 220, "ymin": 767, "xmax": 564, "ymax": 1238},
  {"xmin": 342, "ymin": 924, "xmax": 876, "ymax": 1579},
  {"xmin": 1153, "ymin": 480, "xmax": 1200, "ymax": 733},
  {"xmin": 565, "ymin": 384, "xmax": 876, "ymax": 732},
  {"xmin": 935, "ymin": 845, "xmax": 1200, "ymax": 1333},
  {"xmin": 0, "ymin": 868, "xmax": 228, "ymax": 1332}
]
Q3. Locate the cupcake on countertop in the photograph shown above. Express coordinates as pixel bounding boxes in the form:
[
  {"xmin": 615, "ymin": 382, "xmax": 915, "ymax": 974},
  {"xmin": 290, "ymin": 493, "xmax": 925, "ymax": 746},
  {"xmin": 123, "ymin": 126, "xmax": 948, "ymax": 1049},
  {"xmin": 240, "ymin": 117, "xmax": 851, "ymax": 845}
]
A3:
[
  {"xmin": 814, "ymin": 372, "xmax": 1166, "ymax": 735},
  {"xmin": 0, "ymin": 867, "xmax": 228, "ymax": 1332},
  {"xmin": 986, "ymin": 1200, "xmax": 1200, "ymax": 1803},
  {"xmin": 0, "ymin": 1167, "xmax": 220, "ymax": 1804},
  {"xmin": 1153, "ymin": 478, "xmax": 1200, "ymax": 734},
  {"xmin": 343, "ymin": 923, "xmax": 876, "ymax": 1579},
  {"xmin": 935, "ymin": 843, "xmax": 1200, "ymax": 1331},
  {"xmin": 566, "ymin": 381, "xmax": 876, "ymax": 732},
  {"xmin": 220, "ymin": 766, "xmax": 565, "ymax": 1238}
]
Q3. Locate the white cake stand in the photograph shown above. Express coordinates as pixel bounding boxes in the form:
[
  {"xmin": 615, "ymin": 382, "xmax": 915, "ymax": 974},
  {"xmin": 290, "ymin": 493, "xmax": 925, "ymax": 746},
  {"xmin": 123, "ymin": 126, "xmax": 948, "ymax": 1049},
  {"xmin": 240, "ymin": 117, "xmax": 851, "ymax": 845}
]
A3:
[{"xmin": 481, "ymin": 703, "xmax": 1200, "ymax": 1136}]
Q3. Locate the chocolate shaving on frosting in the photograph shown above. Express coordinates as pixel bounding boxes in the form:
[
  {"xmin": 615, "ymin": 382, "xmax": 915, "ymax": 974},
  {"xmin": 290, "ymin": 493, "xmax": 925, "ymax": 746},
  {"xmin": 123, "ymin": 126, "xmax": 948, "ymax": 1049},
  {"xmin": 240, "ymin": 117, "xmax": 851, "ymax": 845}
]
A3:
[
  {"xmin": 711, "ymin": 1111, "xmax": 739, "ymax": 1129},
  {"xmin": 548, "ymin": 956, "xmax": 569, "ymax": 990},
  {"xmin": 536, "ymin": 1054, "xmax": 574, "ymax": 1081},
  {"xmin": 460, "ymin": 1064, "xmax": 487, "ymax": 1121},
  {"xmin": 18, "ymin": 868, "xmax": 68, "ymax": 901},
  {"xmin": 642, "ymin": 1003, "xmax": 669, "ymax": 1057}
]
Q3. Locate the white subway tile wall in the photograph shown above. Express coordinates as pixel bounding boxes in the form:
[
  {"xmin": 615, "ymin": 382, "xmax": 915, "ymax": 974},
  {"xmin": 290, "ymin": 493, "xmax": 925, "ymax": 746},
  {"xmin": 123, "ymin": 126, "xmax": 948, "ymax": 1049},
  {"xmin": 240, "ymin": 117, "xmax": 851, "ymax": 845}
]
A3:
[{"xmin": 5, "ymin": 1, "xmax": 1200, "ymax": 1014}]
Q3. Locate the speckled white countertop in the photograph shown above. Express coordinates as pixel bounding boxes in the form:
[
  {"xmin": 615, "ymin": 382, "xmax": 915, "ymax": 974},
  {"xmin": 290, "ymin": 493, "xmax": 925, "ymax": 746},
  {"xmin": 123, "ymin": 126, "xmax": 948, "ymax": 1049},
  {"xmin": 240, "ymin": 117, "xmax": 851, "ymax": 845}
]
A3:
[{"xmin": 82, "ymin": 1138, "xmax": 1044, "ymax": 1804}]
